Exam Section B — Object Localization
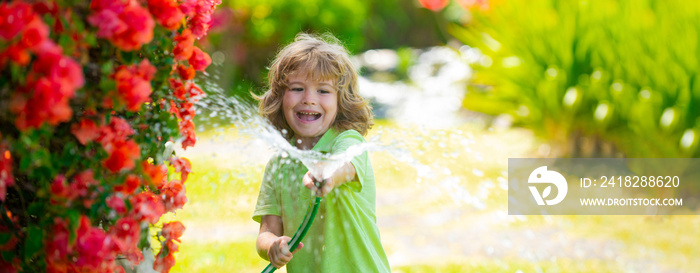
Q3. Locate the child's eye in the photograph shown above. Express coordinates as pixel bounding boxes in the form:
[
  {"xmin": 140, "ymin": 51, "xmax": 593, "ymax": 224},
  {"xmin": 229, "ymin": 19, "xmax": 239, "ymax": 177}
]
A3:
[
  {"xmin": 291, "ymin": 88, "xmax": 303, "ymax": 92},
  {"xmin": 318, "ymin": 89, "xmax": 330, "ymax": 94}
]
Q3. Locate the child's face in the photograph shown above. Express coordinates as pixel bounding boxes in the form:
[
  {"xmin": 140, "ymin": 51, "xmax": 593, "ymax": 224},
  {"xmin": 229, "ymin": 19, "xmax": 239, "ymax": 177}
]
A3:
[{"xmin": 282, "ymin": 71, "xmax": 338, "ymax": 144}]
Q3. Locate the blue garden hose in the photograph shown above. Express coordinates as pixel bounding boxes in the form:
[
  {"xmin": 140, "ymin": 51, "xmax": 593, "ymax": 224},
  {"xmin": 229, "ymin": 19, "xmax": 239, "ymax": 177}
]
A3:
[{"xmin": 261, "ymin": 195, "xmax": 322, "ymax": 273}]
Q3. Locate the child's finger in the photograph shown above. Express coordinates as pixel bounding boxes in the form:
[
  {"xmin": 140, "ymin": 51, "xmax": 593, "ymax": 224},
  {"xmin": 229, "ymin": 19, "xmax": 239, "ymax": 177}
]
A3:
[{"xmin": 291, "ymin": 242, "xmax": 303, "ymax": 254}]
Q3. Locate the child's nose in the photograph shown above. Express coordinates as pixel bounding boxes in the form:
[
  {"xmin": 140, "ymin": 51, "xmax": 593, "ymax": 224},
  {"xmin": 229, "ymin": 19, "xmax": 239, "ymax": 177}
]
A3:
[{"xmin": 301, "ymin": 90, "xmax": 317, "ymax": 105}]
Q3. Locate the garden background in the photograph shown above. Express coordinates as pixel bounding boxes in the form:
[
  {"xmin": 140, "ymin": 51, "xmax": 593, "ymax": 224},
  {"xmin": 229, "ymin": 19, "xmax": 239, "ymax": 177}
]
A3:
[{"xmin": 1, "ymin": 0, "xmax": 699, "ymax": 272}]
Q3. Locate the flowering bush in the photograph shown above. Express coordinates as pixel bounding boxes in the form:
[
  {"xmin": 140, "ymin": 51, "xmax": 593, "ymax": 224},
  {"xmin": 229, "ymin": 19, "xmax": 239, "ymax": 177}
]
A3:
[{"xmin": 0, "ymin": 0, "xmax": 219, "ymax": 272}]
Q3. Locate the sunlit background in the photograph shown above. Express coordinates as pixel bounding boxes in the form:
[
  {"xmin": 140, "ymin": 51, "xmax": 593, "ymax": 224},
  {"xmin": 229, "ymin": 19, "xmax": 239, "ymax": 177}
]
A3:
[{"xmin": 159, "ymin": 0, "xmax": 700, "ymax": 272}]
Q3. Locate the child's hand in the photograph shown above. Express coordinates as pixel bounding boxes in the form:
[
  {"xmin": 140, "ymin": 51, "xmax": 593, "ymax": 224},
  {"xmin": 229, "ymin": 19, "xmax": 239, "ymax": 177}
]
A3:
[
  {"xmin": 268, "ymin": 236, "xmax": 303, "ymax": 269},
  {"xmin": 303, "ymin": 171, "xmax": 334, "ymax": 197}
]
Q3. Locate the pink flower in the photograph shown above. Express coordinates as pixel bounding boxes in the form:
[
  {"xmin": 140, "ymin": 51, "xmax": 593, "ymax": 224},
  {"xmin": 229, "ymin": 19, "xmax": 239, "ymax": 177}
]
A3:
[
  {"xmin": 188, "ymin": 46, "xmax": 211, "ymax": 71},
  {"xmin": 88, "ymin": 0, "xmax": 154, "ymax": 51},
  {"xmin": 107, "ymin": 195, "xmax": 127, "ymax": 214},
  {"xmin": 75, "ymin": 216, "xmax": 114, "ymax": 269},
  {"xmin": 418, "ymin": 0, "xmax": 449, "ymax": 11}
]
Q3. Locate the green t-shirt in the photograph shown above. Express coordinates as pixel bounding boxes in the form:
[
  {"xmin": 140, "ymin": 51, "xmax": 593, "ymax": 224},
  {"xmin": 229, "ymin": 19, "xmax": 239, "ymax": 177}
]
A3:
[{"xmin": 253, "ymin": 128, "xmax": 390, "ymax": 273}]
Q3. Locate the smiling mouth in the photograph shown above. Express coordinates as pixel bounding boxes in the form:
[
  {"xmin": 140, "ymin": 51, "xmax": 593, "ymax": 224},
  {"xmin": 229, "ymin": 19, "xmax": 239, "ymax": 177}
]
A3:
[{"xmin": 296, "ymin": 111, "xmax": 321, "ymax": 121}]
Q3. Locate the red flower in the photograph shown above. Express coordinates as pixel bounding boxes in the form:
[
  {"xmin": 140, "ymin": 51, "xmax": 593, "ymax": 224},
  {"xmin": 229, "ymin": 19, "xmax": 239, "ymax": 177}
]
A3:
[
  {"xmin": 173, "ymin": 29, "xmax": 194, "ymax": 61},
  {"xmin": 125, "ymin": 247, "xmax": 144, "ymax": 266},
  {"xmin": 171, "ymin": 79, "xmax": 205, "ymax": 103},
  {"xmin": 113, "ymin": 5, "xmax": 154, "ymax": 51},
  {"xmin": 113, "ymin": 59, "xmax": 156, "ymax": 111},
  {"xmin": 109, "ymin": 217, "xmax": 141, "ymax": 255},
  {"xmin": 50, "ymin": 174, "xmax": 72, "ymax": 201},
  {"xmin": 418, "ymin": 0, "xmax": 449, "ymax": 11},
  {"xmin": 115, "ymin": 174, "xmax": 141, "ymax": 195},
  {"xmin": 0, "ymin": 1, "xmax": 33, "ymax": 40},
  {"xmin": 107, "ymin": 195, "xmax": 127, "ymax": 214},
  {"xmin": 188, "ymin": 47, "xmax": 211, "ymax": 71},
  {"xmin": 161, "ymin": 180, "xmax": 186, "ymax": 213},
  {"xmin": 45, "ymin": 218, "xmax": 71, "ymax": 263},
  {"xmin": 153, "ymin": 252, "xmax": 175, "ymax": 273},
  {"xmin": 31, "ymin": 51, "xmax": 85, "ymax": 93},
  {"xmin": 10, "ymin": 50, "xmax": 83, "ymax": 131},
  {"xmin": 142, "ymin": 161, "xmax": 167, "ymax": 189},
  {"xmin": 10, "ymin": 77, "xmax": 73, "ymax": 131},
  {"xmin": 0, "ymin": 145, "xmax": 13, "ymax": 202},
  {"xmin": 161, "ymin": 221, "xmax": 185, "ymax": 242},
  {"xmin": 71, "ymin": 119, "xmax": 100, "ymax": 145},
  {"xmin": 129, "ymin": 192, "xmax": 165, "ymax": 224},
  {"xmin": 177, "ymin": 64, "xmax": 195, "ymax": 80},
  {"xmin": 170, "ymin": 157, "xmax": 191, "ymax": 183},
  {"xmin": 148, "ymin": 0, "xmax": 184, "ymax": 30},
  {"xmin": 104, "ymin": 139, "xmax": 141, "ymax": 173},
  {"xmin": 179, "ymin": 119, "xmax": 196, "ymax": 149},
  {"xmin": 168, "ymin": 100, "xmax": 181, "ymax": 120},
  {"xmin": 20, "ymin": 16, "xmax": 49, "ymax": 50},
  {"xmin": 98, "ymin": 116, "xmax": 135, "ymax": 147},
  {"xmin": 3, "ymin": 44, "xmax": 30, "ymax": 65}
]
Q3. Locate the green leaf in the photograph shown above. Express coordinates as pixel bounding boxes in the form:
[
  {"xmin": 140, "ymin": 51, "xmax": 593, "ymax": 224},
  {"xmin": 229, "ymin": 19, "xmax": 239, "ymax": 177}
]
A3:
[
  {"xmin": 27, "ymin": 203, "xmax": 44, "ymax": 218},
  {"xmin": 66, "ymin": 209, "xmax": 81, "ymax": 244},
  {"xmin": 0, "ymin": 233, "xmax": 11, "ymax": 245},
  {"xmin": 19, "ymin": 156, "xmax": 31, "ymax": 171},
  {"xmin": 2, "ymin": 249, "xmax": 14, "ymax": 262},
  {"xmin": 23, "ymin": 226, "xmax": 43, "ymax": 261}
]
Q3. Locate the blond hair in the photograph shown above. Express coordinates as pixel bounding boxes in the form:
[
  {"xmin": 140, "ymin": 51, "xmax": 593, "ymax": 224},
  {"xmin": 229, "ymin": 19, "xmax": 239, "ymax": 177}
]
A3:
[{"xmin": 256, "ymin": 33, "xmax": 373, "ymax": 139}]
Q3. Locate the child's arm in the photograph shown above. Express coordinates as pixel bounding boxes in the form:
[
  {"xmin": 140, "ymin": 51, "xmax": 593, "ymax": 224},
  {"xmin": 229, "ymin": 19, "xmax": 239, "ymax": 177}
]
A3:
[
  {"xmin": 256, "ymin": 215, "xmax": 303, "ymax": 268},
  {"xmin": 303, "ymin": 161, "xmax": 357, "ymax": 196}
]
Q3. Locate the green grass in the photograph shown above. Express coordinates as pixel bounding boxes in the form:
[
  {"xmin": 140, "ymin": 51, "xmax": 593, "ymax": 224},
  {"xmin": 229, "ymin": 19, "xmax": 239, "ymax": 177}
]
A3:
[
  {"xmin": 170, "ymin": 239, "xmax": 268, "ymax": 273},
  {"xmin": 392, "ymin": 259, "xmax": 626, "ymax": 273}
]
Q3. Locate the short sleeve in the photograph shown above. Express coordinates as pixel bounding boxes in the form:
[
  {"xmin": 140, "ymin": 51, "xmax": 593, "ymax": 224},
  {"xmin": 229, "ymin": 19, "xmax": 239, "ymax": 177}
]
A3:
[
  {"xmin": 331, "ymin": 130, "xmax": 367, "ymax": 193},
  {"xmin": 252, "ymin": 158, "xmax": 281, "ymax": 223}
]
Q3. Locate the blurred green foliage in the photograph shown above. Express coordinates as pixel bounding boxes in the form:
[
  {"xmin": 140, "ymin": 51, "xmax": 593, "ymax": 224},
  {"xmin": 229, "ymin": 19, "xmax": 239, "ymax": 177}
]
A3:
[
  {"xmin": 205, "ymin": 0, "xmax": 447, "ymax": 99},
  {"xmin": 451, "ymin": 0, "xmax": 700, "ymax": 158}
]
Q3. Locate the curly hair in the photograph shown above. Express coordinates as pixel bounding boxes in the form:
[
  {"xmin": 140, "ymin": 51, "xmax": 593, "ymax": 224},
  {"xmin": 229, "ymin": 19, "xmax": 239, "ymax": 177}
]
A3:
[{"xmin": 255, "ymin": 33, "xmax": 373, "ymax": 140}]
